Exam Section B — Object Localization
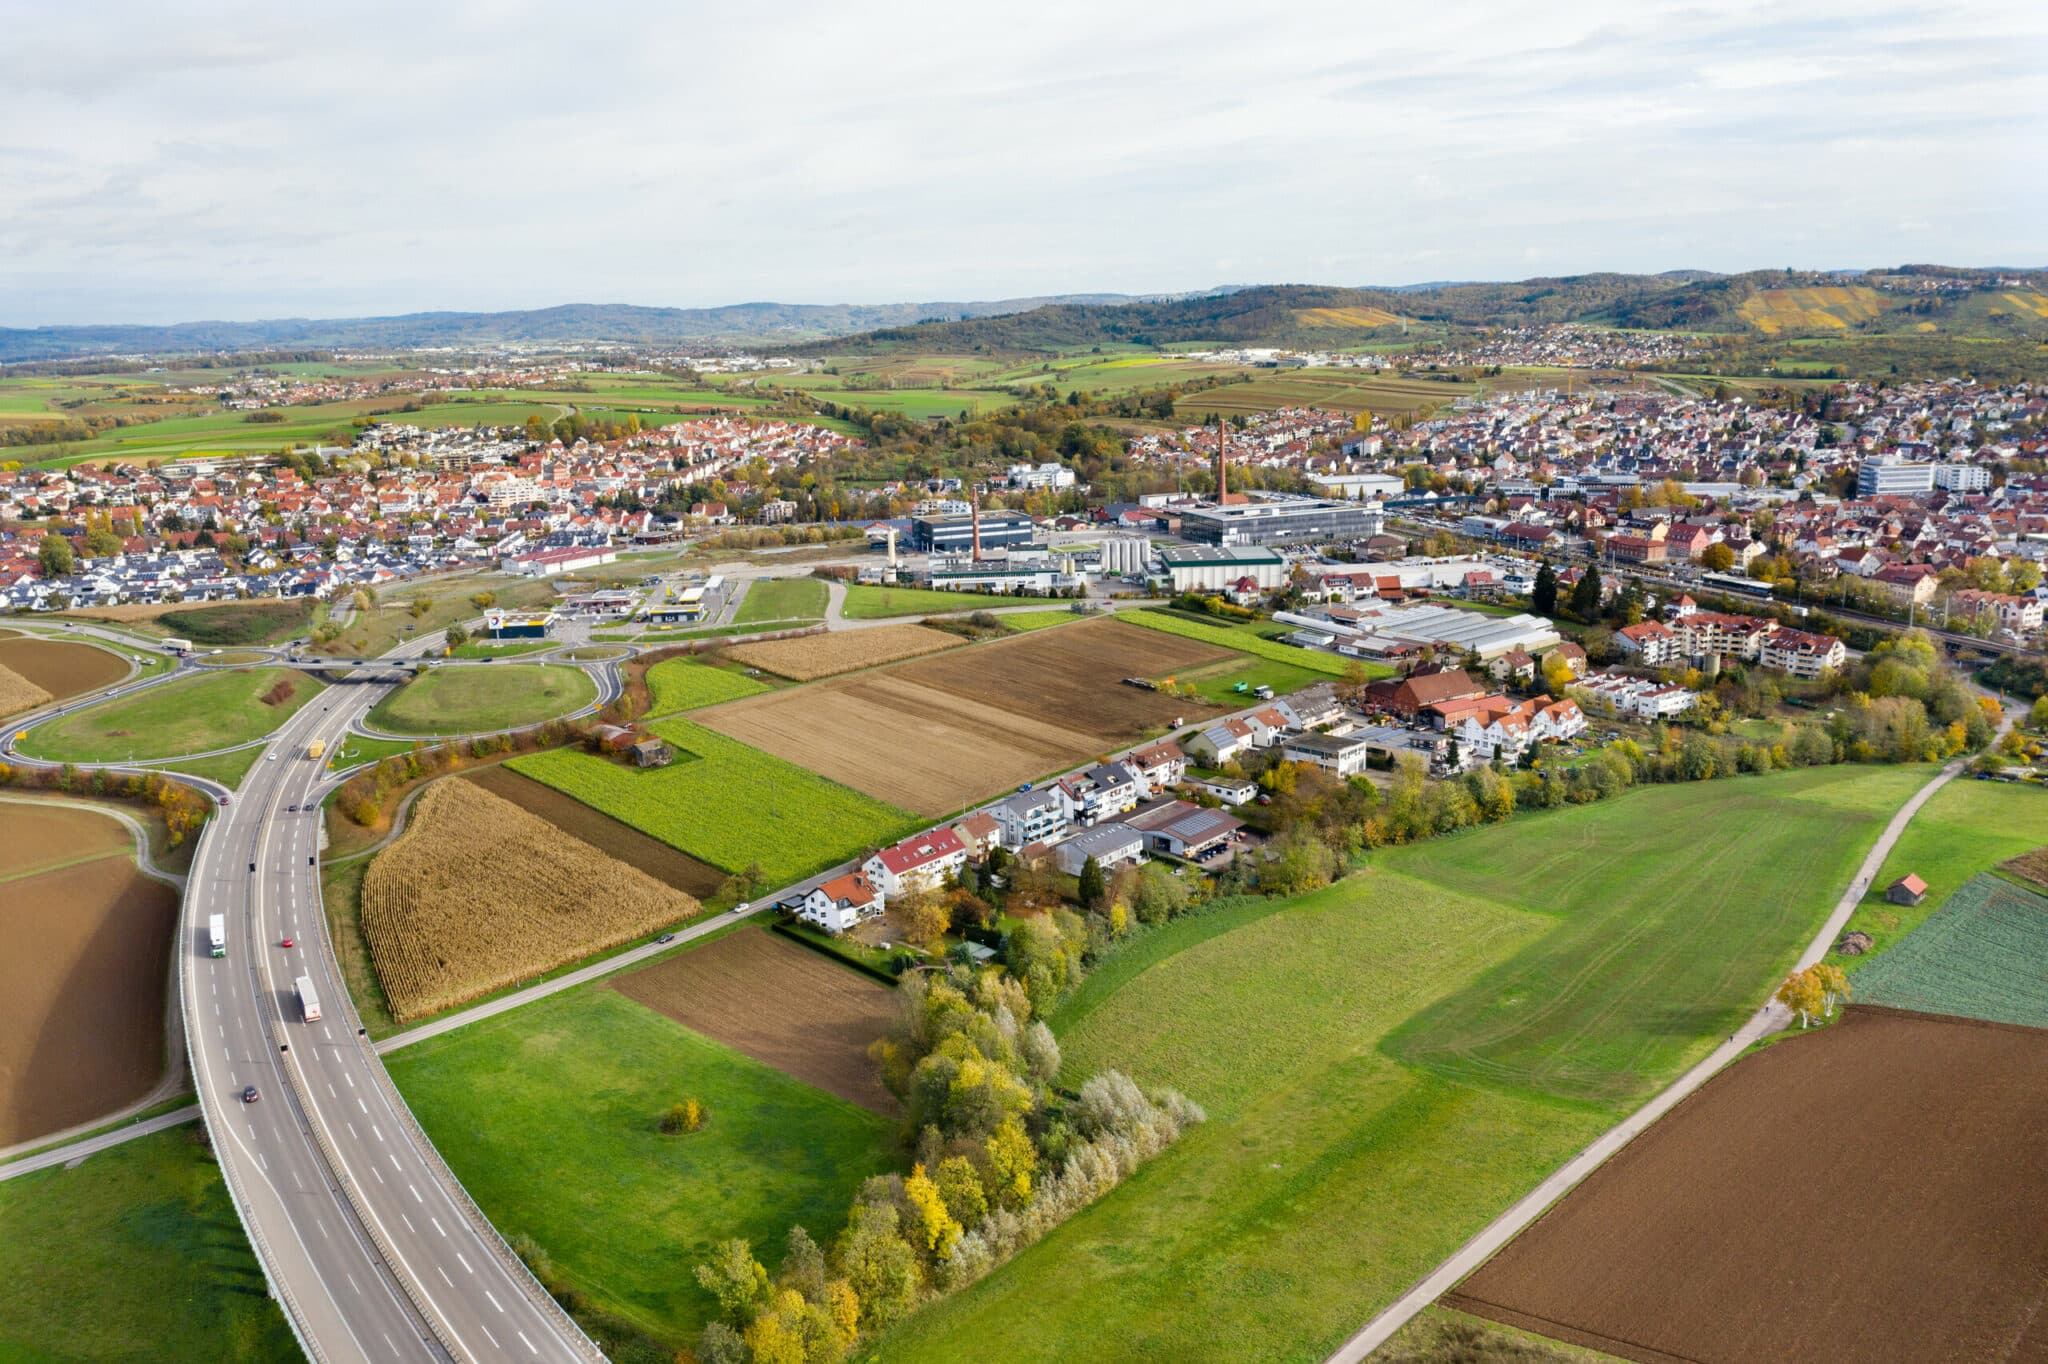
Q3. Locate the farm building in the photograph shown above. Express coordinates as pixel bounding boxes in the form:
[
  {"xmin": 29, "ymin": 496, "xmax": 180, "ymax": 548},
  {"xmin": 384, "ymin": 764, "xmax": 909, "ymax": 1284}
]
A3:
[
  {"xmin": 1052, "ymin": 822, "xmax": 1146, "ymax": 877},
  {"xmin": 627, "ymin": 736, "xmax": 672, "ymax": 768},
  {"xmin": 1888, "ymin": 874, "xmax": 1929, "ymax": 906},
  {"xmin": 800, "ymin": 872, "xmax": 883, "ymax": 934}
]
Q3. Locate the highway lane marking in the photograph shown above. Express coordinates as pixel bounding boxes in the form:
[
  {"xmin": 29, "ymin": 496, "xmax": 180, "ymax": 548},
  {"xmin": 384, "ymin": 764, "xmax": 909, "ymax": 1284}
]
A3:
[
  {"xmin": 292, "ymin": 1170, "xmax": 304, "ymax": 1191},
  {"xmin": 347, "ymin": 1121, "xmax": 358, "ymax": 1139},
  {"xmin": 345, "ymin": 1072, "xmax": 354, "ymax": 1088},
  {"xmin": 485, "ymin": 1290, "xmax": 504, "ymax": 1314},
  {"xmin": 517, "ymin": 1329, "xmax": 537, "ymax": 1355},
  {"xmin": 481, "ymin": 1325, "xmax": 500, "ymax": 1350},
  {"xmin": 371, "ymin": 1123, "xmax": 384, "ymax": 1142},
  {"xmin": 430, "ymin": 1216, "xmax": 445, "ymax": 1237},
  {"xmin": 408, "ymin": 1182, "xmax": 423, "ymax": 1204},
  {"xmin": 346, "ymin": 1271, "xmax": 359, "ymax": 1294},
  {"xmin": 437, "ymin": 1265, "xmax": 452, "ymax": 1287},
  {"xmin": 372, "ymin": 1165, "xmax": 384, "ymax": 1184},
  {"xmin": 388, "ymin": 1152, "xmax": 402, "ymax": 1171},
  {"xmin": 357, "ymin": 1098, "xmax": 367, "ymax": 1114},
  {"xmin": 328, "ymin": 1083, "xmax": 337, "ymax": 1098},
  {"xmin": 402, "ymin": 1213, "xmax": 416, "ymax": 1234},
  {"xmin": 318, "ymin": 1218, "xmax": 331, "ymax": 1241},
  {"xmin": 456, "ymin": 1252, "xmax": 472, "ymax": 1274}
]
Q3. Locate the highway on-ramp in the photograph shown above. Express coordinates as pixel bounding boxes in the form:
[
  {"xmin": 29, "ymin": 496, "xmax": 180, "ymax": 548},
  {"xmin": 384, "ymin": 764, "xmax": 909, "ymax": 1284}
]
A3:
[{"xmin": 180, "ymin": 657, "xmax": 602, "ymax": 1363}]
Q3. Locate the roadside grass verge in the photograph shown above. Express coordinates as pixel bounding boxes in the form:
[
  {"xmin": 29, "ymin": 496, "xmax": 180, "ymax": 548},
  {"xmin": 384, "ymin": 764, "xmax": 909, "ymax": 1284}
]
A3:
[
  {"xmin": 152, "ymin": 745, "xmax": 265, "ymax": 790},
  {"xmin": 17, "ymin": 666, "xmax": 324, "ymax": 762},
  {"xmin": 0, "ymin": 1126, "xmax": 298, "ymax": 1361},
  {"xmin": 387, "ymin": 986, "xmax": 894, "ymax": 1351},
  {"xmin": 366, "ymin": 663, "xmax": 595, "ymax": 735}
]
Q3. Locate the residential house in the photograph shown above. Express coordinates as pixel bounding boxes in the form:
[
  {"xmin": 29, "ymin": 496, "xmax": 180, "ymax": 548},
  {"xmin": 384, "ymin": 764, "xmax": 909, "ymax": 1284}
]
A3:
[
  {"xmin": 1051, "ymin": 822, "xmax": 1146, "ymax": 877},
  {"xmin": 1125, "ymin": 739, "xmax": 1187, "ymax": 797},
  {"xmin": 989, "ymin": 789, "xmax": 1065, "ymax": 849},
  {"xmin": 951, "ymin": 811, "xmax": 1003, "ymax": 861},
  {"xmin": 1055, "ymin": 762, "xmax": 1140, "ymax": 827},
  {"xmin": 1757, "ymin": 627, "xmax": 1846, "ymax": 679},
  {"xmin": 1121, "ymin": 799, "xmax": 1243, "ymax": 859},
  {"xmin": 800, "ymin": 872, "xmax": 882, "ymax": 934},
  {"xmin": 862, "ymin": 828, "xmax": 968, "ymax": 898},
  {"xmin": 1280, "ymin": 731, "xmax": 1374, "ymax": 777}
]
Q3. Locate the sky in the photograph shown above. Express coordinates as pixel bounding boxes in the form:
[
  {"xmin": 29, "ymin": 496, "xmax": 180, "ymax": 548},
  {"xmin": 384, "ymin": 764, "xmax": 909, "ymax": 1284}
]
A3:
[{"xmin": 2, "ymin": 0, "xmax": 2043, "ymax": 326}]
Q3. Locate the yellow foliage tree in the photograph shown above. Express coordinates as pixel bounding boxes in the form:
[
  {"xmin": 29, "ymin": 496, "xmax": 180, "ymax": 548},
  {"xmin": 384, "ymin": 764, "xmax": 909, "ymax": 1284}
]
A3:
[
  {"xmin": 904, "ymin": 1164, "xmax": 962, "ymax": 1259},
  {"xmin": 985, "ymin": 1116, "xmax": 1037, "ymax": 1209}
]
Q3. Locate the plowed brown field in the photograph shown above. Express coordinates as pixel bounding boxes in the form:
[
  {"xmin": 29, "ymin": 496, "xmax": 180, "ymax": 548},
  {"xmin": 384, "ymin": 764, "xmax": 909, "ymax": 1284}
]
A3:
[
  {"xmin": 609, "ymin": 928, "xmax": 897, "ymax": 1112},
  {"xmin": 1450, "ymin": 1007, "xmax": 2048, "ymax": 1364},
  {"xmin": 698, "ymin": 617, "xmax": 1232, "ymax": 814},
  {"xmin": 460, "ymin": 765, "xmax": 726, "ymax": 897},
  {"xmin": 723, "ymin": 624, "xmax": 961, "ymax": 680},
  {"xmin": 0, "ymin": 637, "xmax": 127, "ymax": 700},
  {"xmin": 0, "ymin": 803, "xmax": 177, "ymax": 1145}
]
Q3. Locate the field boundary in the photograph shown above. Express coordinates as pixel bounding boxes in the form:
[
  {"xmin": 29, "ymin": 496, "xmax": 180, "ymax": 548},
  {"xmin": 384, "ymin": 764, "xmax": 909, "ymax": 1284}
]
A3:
[
  {"xmin": 1324, "ymin": 751, "xmax": 1968, "ymax": 1363},
  {"xmin": 770, "ymin": 920, "xmax": 903, "ymax": 986}
]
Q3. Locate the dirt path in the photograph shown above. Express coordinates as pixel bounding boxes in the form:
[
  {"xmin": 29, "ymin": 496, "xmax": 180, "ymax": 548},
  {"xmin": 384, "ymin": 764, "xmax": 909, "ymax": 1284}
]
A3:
[{"xmin": 1324, "ymin": 748, "xmax": 1981, "ymax": 1363}]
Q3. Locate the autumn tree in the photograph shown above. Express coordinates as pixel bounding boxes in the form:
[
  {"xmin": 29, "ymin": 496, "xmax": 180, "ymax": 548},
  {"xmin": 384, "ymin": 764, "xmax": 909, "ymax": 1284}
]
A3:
[
  {"xmin": 694, "ymin": 1238, "xmax": 769, "ymax": 1325},
  {"xmin": 1700, "ymin": 542, "xmax": 1736, "ymax": 572},
  {"xmin": 895, "ymin": 887, "xmax": 952, "ymax": 949},
  {"xmin": 37, "ymin": 532, "xmax": 74, "ymax": 577}
]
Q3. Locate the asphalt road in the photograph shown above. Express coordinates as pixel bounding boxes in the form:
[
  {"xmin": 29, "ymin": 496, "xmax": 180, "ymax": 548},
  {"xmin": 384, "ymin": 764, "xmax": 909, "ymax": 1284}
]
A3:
[{"xmin": 178, "ymin": 652, "xmax": 601, "ymax": 1363}]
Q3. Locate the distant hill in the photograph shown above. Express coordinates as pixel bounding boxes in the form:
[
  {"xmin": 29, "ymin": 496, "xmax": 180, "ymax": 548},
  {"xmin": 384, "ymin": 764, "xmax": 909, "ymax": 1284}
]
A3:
[
  {"xmin": 804, "ymin": 269, "xmax": 2048, "ymax": 354},
  {"xmin": 7, "ymin": 269, "xmax": 2044, "ymax": 364},
  {"xmin": 0, "ymin": 292, "xmax": 1212, "ymax": 363}
]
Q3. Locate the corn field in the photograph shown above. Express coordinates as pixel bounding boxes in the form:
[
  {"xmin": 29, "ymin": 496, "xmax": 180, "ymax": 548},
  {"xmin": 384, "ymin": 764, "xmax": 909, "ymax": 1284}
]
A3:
[
  {"xmin": 723, "ymin": 624, "xmax": 962, "ymax": 681},
  {"xmin": 361, "ymin": 779, "xmax": 700, "ymax": 1021},
  {"xmin": 0, "ymin": 662, "xmax": 53, "ymax": 720}
]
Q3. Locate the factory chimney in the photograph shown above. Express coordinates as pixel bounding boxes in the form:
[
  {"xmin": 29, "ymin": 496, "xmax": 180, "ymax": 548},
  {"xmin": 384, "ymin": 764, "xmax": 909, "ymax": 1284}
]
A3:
[
  {"xmin": 971, "ymin": 487, "xmax": 982, "ymax": 561},
  {"xmin": 1216, "ymin": 422, "xmax": 1228, "ymax": 503}
]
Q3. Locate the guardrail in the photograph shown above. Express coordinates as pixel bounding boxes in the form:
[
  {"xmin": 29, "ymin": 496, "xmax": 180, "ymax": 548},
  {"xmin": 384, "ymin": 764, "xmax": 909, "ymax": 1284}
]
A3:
[
  {"xmin": 272, "ymin": 1020, "xmax": 463, "ymax": 1362},
  {"xmin": 307, "ymin": 833, "xmax": 607, "ymax": 1362},
  {"xmin": 180, "ymin": 818, "xmax": 330, "ymax": 1364}
]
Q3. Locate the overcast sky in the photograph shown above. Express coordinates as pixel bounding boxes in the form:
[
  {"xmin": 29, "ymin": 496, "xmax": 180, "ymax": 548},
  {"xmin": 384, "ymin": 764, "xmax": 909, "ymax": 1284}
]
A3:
[{"xmin": 3, "ymin": 0, "xmax": 2042, "ymax": 326}]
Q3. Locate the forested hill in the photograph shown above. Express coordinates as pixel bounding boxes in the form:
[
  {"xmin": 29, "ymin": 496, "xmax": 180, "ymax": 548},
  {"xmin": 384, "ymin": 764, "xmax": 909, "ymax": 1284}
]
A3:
[
  {"xmin": 800, "ymin": 268, "xmax": 2048, "ymax": 354},
  {"xmin": 0, "ymin": 293, "xmax": 1172, "ymax": 362}
]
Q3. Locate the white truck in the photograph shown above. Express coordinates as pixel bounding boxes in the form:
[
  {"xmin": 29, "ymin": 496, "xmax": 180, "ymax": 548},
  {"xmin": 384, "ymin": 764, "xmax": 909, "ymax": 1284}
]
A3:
[
  {"xmin": 208, "ymin": 913, "xmax": 227, "ymax": 958},
  {"xmin": 295, "ymin": 975, "xmax": 322, "ymax": 1023}
]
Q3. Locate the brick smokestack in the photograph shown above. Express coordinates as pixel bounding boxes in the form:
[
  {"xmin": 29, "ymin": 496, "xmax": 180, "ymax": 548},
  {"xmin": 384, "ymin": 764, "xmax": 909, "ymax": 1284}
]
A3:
[
  {"xmin": 971, "ymin": 487, "xmax": 981, "ymax": 561},
  {"xmin": 1216, "ymin": 422, "xmax": 1228, "ymax": 502}
]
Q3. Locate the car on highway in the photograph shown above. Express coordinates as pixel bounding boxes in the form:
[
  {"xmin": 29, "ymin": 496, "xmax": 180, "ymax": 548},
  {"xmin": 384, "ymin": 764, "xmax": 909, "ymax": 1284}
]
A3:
[
  {"xmin": 267, "ymin": 752, "xmax": 277, "ymax": 761},
  {"xmin": 280, "ymin": 936, "xmax": 295, "ymax": 948},
  {"xmin": 241, "ymin": 1085, "xmax": 260, "ymax": 1104}
]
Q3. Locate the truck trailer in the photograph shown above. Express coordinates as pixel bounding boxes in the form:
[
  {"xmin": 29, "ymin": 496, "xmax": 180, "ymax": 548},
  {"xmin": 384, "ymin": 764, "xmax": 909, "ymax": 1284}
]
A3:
[
  {"xmin": 295, "ymin": 975, "xmax": 322, "ymax": 1022},
  {"xmin": 306, "ymin": 738, "xmax": 325, "ymax": 760},
  {"xmin": 208, "ymin": 913, "xmax": 227, "ymax": 957}
]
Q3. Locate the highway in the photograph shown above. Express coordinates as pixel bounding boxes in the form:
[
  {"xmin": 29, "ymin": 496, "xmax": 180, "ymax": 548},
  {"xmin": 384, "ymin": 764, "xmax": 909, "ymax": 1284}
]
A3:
[{"xmin": 178, "ymin": 657, "xmax": 602, "ymax": 1363}]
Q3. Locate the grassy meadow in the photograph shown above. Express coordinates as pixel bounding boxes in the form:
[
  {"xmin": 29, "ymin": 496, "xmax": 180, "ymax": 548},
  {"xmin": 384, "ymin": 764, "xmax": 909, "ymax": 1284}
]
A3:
[
  {"xmin": 731, "ymin": 576, "xmax": 827, "ymax": 624},
  {"xmin": 839, "ymin": 584, "xmax": 1031, "ymax": 619},
  {"xmin": 365, "ymin": 662, "xmax": 595, "ymax": 734},
  {"xmin": 881, "ymin": 763, "xmax": 1926, "ymax": 1363},
  {"xmin": 18, "ymin": 665, "xmax": 324, "ymax": 761},
  {"xmin": 387, "ymin": 986, "xmax": 895, "ymax": 1352},
  {"xmin": 0, "ymin": 1125, "xmax": 299, "ymax": 1362}
]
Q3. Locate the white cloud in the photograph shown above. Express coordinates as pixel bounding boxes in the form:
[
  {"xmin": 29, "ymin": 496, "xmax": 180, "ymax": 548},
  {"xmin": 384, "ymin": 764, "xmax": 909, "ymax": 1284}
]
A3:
[{"xmin": 0, "ymin": 0, "xmax": 2041, "ymax": 323}]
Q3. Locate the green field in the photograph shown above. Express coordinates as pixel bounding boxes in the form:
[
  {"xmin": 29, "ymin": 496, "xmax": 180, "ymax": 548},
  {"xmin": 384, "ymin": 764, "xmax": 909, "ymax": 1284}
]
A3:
[
  {"xmin": 388, "ymin": 984, "xmax": 894, "ymax": 1350},
  {"xmin": 999, "ymin": 609, "xmax": 1091, "ymax": 633},
  {"xmin": 448, "ymin": 640, "xmax": 553, "ymax": 659},
  {"xmin": 1850, "ymin": 873, "xmax": 2048, "ymax": 1027},
  {"xmin": 153, "ymin": 744, "xmax": 265, "ymax": 789},
  {"xmin": 509, "ymin": 717, "xmax": 917, "ymax": 884},
  {"xmin": 312, "ymin": 575, "xmax": 558, "ymax": 659},
  {"xmin": 1125, "ymin": 608, "xmax": 1380, "ymax": 680},
  {"xmin": 881, "ymin": 764, "xmax": 1923, "ymax": 1362},
  {"xmin": 151, "ymin": 599, "xmax": 313, "ymax": 646},
  {"xmin": 326, "ymin": 734, "xmax": 424, "ymax": 771},
  {"xmin": 365, "ymin": 663, "xmax": 595, "ymax": 735},
  {"xmin": 731, "ymin": 577, "xmax": 827, "ymax": 624},
  {"xmin": 19, "ymin": 666, "xmax": 324, "ymax": 761},
  {"xmin": 840, "ymin": 584, "xmax": 1036, "ymax": 619},
  {"xmin": 1166, "ymin": 653, "xmax": 1334, "ymax": 704},
  {"xmin": 644, "ymin": 658, "xmax": 772, "ymax": 716},
  {"xmin": 0, "ymin": 1126, "xmax": 299, "ymax": 1361},
  {"xmin": 1827, "ymin": 778, "xmax": 2048, "ymax": 968}
]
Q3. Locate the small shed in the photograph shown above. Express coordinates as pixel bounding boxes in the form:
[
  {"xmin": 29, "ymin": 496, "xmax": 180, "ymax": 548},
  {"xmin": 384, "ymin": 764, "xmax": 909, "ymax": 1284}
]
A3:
[
  {"xmin": 628, "ymin": 736, "xmax": 672, "ymax": 768},
  {"xmin": 1886, "ymin": 873, "xmax": 1928, "ymax": 906}
]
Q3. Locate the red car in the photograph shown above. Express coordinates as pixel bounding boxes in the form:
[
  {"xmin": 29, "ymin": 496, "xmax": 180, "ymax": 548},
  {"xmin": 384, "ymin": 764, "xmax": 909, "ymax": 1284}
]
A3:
[
  {"xmin": 241, "ymin": 1085, "xmax": 260, "ymax": 1104},
  {"xmin": 280, "ymin": 936, "xmax": 295, "ymax": 949}
]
